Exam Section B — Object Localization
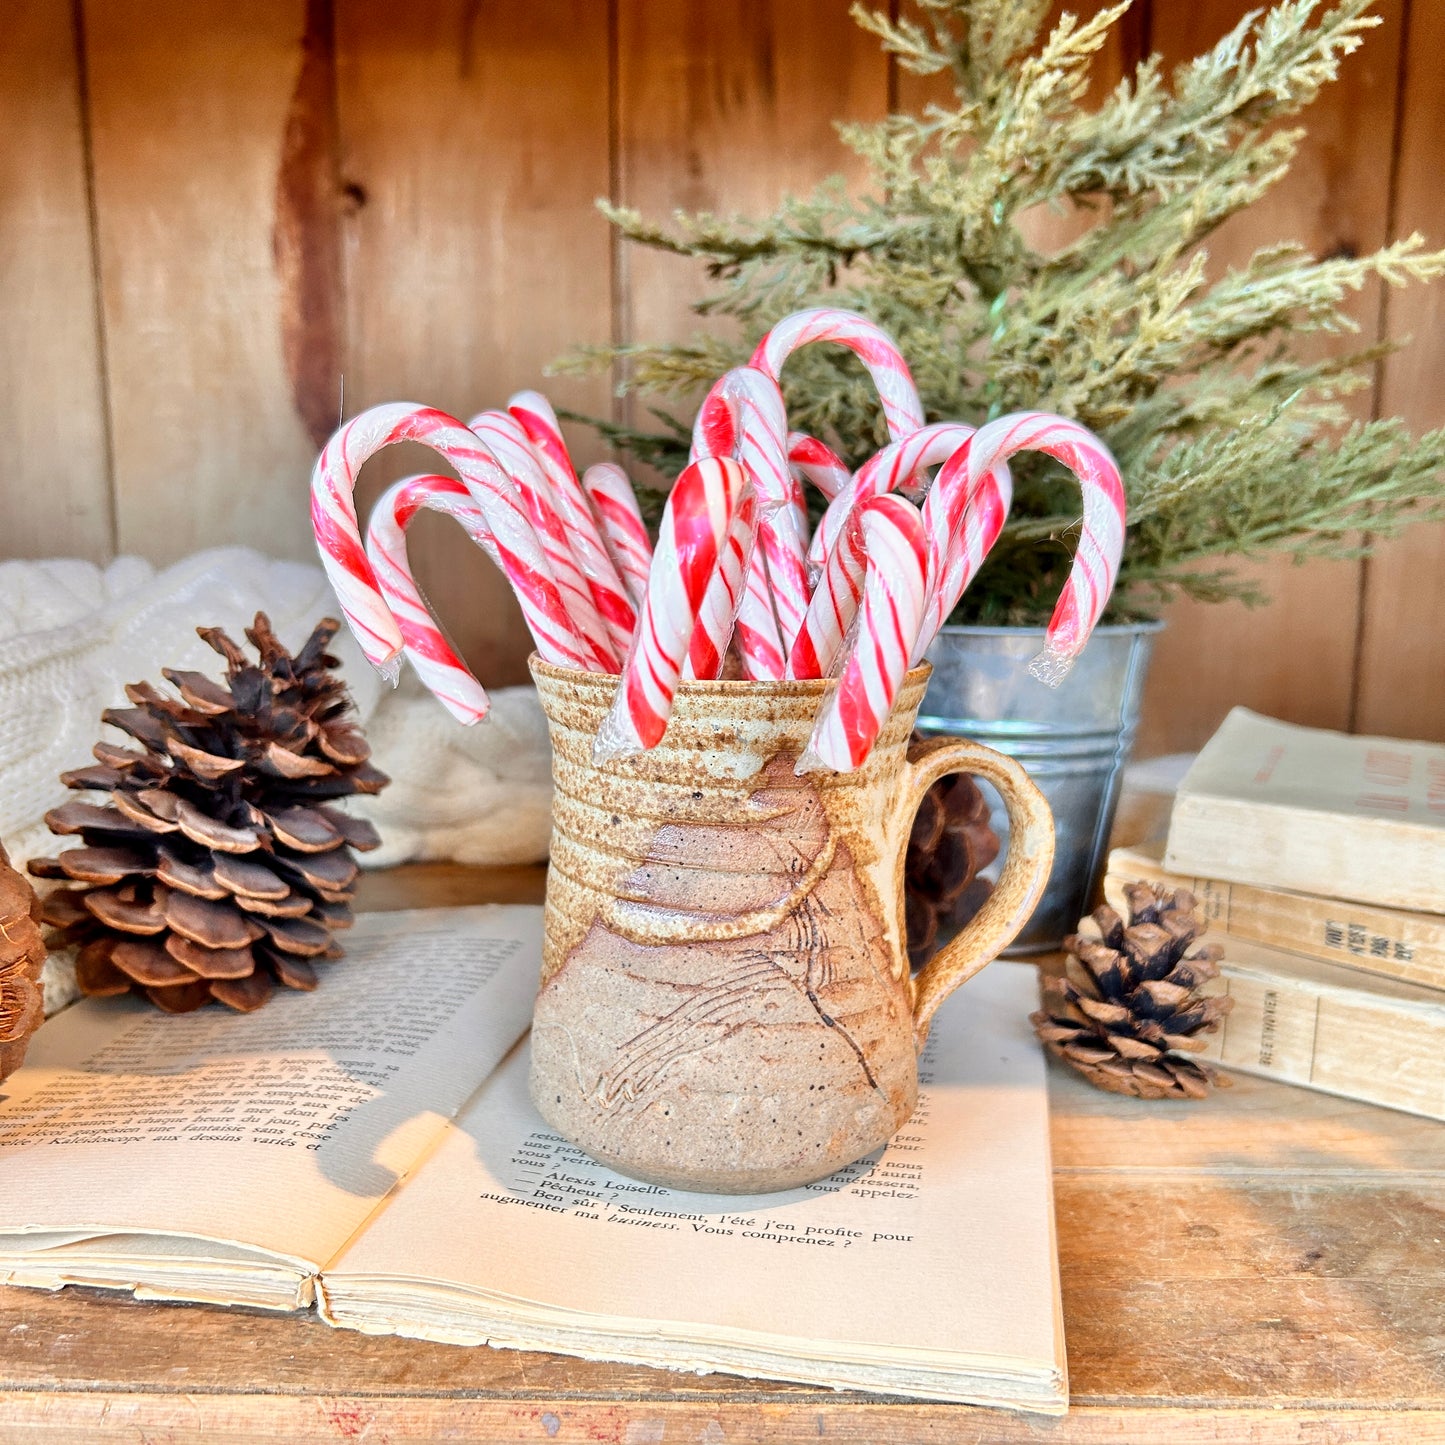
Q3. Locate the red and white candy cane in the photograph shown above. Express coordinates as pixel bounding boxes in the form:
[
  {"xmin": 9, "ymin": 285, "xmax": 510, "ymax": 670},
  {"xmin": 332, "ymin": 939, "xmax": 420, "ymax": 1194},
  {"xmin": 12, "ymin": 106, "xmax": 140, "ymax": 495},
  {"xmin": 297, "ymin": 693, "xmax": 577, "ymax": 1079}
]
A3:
[
  {"xmin": 467, "ymin": 409, "xmax": 623, "ymax": 668},
  {"xmin": 789, "ymin": 435, "xmax": 1003, "ymax": 682},
  {"xmin": 505, "ymin": 390, "xmax": 572, "ymax": 482},
  {"xmin": 581, "ymin": 462, "xmax": 652, "ymax": 608},
  {"xmin": 750, "ymin": 308, "xmax": 925, "ymax": 444},
  {"xmin": 691, "ymin": 367, "xmax": 801, "ymax": 676},
  {"xmin": 913, "ymin": 445, "xmax": 1014, "ymax": 661},
  {"xmin": 310, "ymin": 402, "xmax": 597, "ymax": 677},
  {"xmin": 595, "ymin": 457, "xmax": 752, "ymax": 757},
  {"xmin": 937, "ymin": 411, "xmax": 1125, "ymax": 683},
  {"xmin": 801, "ymin": 493, "xmax": 930, "ymax": 773},
  {"xmin": 793, "ymin": 423, "xmax": 993, "ymax": 677},
  {"xmin": 686, "ymin": 485, "xmax": 758, "ymax": 681},
  {"xmin": 811, "ymin": 421, "xmax": 977, "ymax": 567},
  {"xmin": 310, "ymin": 401, "xmax": 586, "ymax": 676},
  {"xmin": 365, "ymin": 474, "xmax": 495, "ymax": 724},
  {"xmin": 787, "ymin": 431, "xmax": 850, "ymax": 502},
  {"xmin": 788, "ymin": 501, "xmax": 871, "ymax": 681},
  {"xmin": 505, "ymin": 391, "xmax": 638, "ymax": 654}
]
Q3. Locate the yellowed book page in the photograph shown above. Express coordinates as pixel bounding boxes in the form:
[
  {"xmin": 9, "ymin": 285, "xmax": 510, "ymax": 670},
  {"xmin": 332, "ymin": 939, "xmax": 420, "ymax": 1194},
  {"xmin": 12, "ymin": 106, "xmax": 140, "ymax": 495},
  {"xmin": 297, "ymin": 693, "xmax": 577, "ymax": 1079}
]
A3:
[
  {"xmin": 320, "ymin": 963, "xmax": 1064, "ymax": 1410},
  {"xmin": 0, "ymin": 905, "xmax": 540, "ymax": 1288}
]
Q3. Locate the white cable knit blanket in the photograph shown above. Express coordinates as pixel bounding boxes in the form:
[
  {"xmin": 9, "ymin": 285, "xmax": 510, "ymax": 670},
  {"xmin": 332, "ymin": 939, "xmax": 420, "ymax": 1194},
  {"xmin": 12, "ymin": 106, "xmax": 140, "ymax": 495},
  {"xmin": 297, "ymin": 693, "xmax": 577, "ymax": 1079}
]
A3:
[{"xmin": 0, "ymin": 548, "xmax": 553, "ymax": 876}]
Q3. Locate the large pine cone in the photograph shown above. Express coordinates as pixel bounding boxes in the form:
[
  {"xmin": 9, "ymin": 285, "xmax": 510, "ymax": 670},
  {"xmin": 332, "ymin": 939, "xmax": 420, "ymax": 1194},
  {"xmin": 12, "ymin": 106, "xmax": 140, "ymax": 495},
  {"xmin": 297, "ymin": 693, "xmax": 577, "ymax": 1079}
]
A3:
[
  {"xmin": 903, "ymin": 759, "xmax": 999, "ymax": 967},
  {"xmin": 0, "ymin": 843, "xmax": 47, "ymax": 1083},
  {"xmin": 29, "ymin": 616, "xmax": 386, "ymax": 1013},
  {"xmin": 1031, "ymin": 883, "xmax": 1234, "ymax": 1099}
]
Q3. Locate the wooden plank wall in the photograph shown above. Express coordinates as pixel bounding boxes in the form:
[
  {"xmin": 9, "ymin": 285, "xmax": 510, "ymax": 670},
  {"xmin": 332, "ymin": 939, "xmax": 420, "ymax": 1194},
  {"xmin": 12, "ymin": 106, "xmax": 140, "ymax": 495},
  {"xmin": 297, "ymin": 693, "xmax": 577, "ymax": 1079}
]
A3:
[{"xmin": 0, "ymin": 0, "xmax": 1440, "ymax": 753}]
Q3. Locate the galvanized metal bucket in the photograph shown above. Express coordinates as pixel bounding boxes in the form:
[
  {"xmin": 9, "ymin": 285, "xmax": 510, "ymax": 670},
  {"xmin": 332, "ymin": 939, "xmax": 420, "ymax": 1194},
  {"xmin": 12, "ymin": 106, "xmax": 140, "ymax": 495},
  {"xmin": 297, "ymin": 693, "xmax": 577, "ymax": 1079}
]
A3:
[{"xmin": 917, "ymin": 621, "xmax": 1163, "ymax": 953}]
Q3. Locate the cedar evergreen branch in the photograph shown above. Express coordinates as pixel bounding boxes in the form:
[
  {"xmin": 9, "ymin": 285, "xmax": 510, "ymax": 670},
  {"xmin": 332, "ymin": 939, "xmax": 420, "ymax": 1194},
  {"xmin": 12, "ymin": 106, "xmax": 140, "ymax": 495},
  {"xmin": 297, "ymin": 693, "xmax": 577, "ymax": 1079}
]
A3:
[{"xmin": 558, "ymin": 0, "xmax": 1445, "ymax": 621}]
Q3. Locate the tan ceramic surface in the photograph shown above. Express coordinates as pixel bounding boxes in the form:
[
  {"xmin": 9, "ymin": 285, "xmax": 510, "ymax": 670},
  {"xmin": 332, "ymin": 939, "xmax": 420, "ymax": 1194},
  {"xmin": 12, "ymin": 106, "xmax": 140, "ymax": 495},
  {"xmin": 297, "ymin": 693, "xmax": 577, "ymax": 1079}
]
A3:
[{"xmin": 528, "ymin": 658, "xmax": 1055, "ymax": 1193}]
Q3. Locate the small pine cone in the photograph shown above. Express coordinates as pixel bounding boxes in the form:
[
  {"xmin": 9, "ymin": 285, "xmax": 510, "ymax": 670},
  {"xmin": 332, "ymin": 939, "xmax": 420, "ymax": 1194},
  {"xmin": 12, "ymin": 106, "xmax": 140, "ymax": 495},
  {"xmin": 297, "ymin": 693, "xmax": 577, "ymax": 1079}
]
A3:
[
  {"xmin": 29, "ymin": 615, "xmax": 387, "ymax": 1014},
  {"xmin": 904, "ymin": 747, "xmax": 999, "ymax": 967},
  {"xmin": 0, "ymin": 842, "xmax": 48, "ymax": 1083},
  {"xmin": 1031, "ymin": 882, "xmax": 1235, "ymax": 1100}
]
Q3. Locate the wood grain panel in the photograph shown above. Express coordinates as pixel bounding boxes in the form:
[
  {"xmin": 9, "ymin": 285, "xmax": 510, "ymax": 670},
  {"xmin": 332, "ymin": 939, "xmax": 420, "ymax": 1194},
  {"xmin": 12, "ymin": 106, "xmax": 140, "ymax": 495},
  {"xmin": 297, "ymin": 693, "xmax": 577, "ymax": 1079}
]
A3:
[
  {"xmin": 615, "ymin": 0, "xmax": 890, "ymax": 399},
  {"xmin": 0, "ymin": 3, "xmax": 111, "ymax": 560},
  {"xmin": 83, "ymin": 0, "xmax": 321, "ymax": 564},
  {"xmin": 1047, "ymin": 1051, "xmax": 1445, "ymax": 1179},
  {"xmin": 4, "ymin": 1384, "xmax": 1443, "ymax": 1445},
  {"xmin": 335, "ymin": 0, "xmax": 613, "ymax": 689},
  {"xmin": 354, "ymin": 859, "xmax": 547, "ymax": 912},
  {"xmin": 1136, "ymin": 1, "xmax": 1407, "ymax": 757},
  {"xmin": 1354, "ymin": 0, "xmax": 1445, "ymax": 743}
]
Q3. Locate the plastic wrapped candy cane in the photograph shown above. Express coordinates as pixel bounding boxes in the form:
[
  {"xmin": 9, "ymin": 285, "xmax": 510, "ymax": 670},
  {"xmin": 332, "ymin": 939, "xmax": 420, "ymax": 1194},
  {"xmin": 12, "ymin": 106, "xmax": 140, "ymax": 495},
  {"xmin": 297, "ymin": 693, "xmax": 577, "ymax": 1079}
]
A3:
[
  {"xmin": 467, "ymin": 408, "xmax": 624, "ymax": 667},
  {"xmin": 595, "ymin": 457, "xmax": 753, "ymax": 758},
  {"xmin": 788, "ymin": 504, "xmax": 872, "ymax": 682},
  {"xmin": 787, "ymin": 435, "xmax": 1006, "ymax": 683},
  {"xmin": 505, "ymin": 389, "xmax": 574, "ymax": 481},
  {"xmin": 913, "ymin": 442, "xmax": 1014, "ymax": 661},
  {"xmin": 787, "ymin": 431, "xmax": 851, "ymax": 502},
  {"xmin": 504, "ymin": 391, "xmax": 638, "ymax": 653},
  {"xmin": 690, "ymin": 367, "xmax": 798, "ymax": 678},
  {"xmin": 793, "ymin": 423, "xmax": 1008, "ymax": 678},
  {"xmin": 799, "ymin": 493, "xmax": 930, "ymax": 773},
  {"xmin": 686, "ymin": 486, "xmax": 758, "ymax": 682},
  {"xmin": 365, "ymin": 474, "xmax": 495, "ymax": 724},
  {"xmin": 811, "ymin": 421, "xmax": 979, "ymax": 567},
  {"xmin": 580, "ymin": 462, "xmax": 653, "ymax": 609},
  {"xmin": 310, "ymin": 401, "xmax": 603, "ymax": 678},
  {"xmin": 929, "ymin": 411, "xmax": 1126, "ymax": 684},
  {"xmin": 750, "ymin": 308, "xmax": 926, "ymax": 445}
]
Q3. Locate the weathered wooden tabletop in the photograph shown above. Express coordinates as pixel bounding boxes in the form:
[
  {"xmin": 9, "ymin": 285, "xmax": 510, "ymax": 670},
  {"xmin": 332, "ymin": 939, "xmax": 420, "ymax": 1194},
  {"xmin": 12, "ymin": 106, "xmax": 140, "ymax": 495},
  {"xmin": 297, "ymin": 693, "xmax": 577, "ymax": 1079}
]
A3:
[{"xmin": 2, "ymin": 861, "xmax": 1442, "ymax": 1444}]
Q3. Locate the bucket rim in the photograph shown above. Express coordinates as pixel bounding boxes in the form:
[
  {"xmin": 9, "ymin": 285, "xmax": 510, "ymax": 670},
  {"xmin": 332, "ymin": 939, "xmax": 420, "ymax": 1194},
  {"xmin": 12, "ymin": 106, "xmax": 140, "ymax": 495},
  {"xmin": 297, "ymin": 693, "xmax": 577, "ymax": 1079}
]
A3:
[{"xmin": 930, "ymin": 619, "xmax": 1165, "ymax": 640}]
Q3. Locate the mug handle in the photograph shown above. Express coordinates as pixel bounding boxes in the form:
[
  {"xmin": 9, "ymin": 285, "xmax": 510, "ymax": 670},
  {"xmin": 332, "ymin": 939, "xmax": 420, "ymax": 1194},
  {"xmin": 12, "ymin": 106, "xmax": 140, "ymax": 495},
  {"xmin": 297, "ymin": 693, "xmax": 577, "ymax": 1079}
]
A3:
[{"xmin": 898, "ymin": 737, "xmax": 1055, "ymax": 1047}]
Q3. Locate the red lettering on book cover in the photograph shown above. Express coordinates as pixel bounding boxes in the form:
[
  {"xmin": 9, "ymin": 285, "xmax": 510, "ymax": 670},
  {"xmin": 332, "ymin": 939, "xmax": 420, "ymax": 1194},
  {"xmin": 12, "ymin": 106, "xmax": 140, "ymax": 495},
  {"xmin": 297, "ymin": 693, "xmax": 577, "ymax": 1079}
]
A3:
[{"xmin": 1252, "ymin": 746, "xmax": 1285, "ymax": 784}]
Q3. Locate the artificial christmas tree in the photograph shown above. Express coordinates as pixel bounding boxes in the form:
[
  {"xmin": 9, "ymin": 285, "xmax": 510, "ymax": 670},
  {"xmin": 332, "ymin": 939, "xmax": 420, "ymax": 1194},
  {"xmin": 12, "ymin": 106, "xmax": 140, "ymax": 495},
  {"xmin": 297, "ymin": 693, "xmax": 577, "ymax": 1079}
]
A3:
[
  {"xmin": 29, "ymin": 616, "xmax": 386, "ymax": 1013},
  {"xmin": 572, "ymin": 0, "xmax": 1445, "ymax": 620}
]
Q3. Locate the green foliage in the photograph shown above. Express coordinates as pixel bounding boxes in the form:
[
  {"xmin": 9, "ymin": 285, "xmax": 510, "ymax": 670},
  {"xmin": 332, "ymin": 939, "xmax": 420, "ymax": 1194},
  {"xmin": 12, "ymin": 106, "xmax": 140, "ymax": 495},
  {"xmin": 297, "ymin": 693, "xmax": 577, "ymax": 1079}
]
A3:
[{"xmin": 557, "ymin": 0, "xmax": 1445, "ymax": 622}]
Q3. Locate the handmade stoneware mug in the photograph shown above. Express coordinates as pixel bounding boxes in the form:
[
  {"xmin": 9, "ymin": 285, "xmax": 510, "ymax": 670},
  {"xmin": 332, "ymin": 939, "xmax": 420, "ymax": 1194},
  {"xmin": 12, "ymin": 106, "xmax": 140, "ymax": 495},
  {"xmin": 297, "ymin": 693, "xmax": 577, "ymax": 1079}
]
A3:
[{"xmin": 528, "ymin": 658, "xmax": 1055, "ymax": 1193}]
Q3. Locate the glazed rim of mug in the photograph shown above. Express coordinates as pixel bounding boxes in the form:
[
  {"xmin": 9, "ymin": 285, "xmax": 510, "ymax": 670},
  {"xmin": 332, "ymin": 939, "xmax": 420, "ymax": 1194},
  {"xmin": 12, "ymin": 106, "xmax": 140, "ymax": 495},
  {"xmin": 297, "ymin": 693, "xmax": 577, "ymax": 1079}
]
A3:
[{"xmin": 529, "ymin": 655, "xmax": 934, "ymax": 697}]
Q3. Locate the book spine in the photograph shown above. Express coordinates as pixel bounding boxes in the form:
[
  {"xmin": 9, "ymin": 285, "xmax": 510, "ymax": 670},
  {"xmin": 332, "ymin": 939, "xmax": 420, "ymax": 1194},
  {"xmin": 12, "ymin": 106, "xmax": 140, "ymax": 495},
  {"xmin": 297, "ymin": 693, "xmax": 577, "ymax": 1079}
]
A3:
[
  {"xmin": 1103, "ymin": 865, "xmax": 1445, "ymax": 994},
  {"xmin": 1194, "ymin": 952, "xmax": 1445, "ymax": 1123}
]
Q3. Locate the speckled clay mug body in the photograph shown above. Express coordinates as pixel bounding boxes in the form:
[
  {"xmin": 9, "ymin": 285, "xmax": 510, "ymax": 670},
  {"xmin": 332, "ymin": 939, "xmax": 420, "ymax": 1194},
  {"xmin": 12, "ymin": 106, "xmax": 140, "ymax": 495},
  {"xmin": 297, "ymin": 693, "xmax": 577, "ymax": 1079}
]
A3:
[{"xmin": 528, "ymin": 658, "xmax": 1055, "ymax": 1194}]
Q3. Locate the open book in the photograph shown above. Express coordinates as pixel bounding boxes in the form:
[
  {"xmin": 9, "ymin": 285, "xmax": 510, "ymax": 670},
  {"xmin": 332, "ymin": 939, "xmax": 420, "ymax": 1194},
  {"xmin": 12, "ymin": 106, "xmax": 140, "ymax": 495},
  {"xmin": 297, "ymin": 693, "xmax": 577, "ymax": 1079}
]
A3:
[{"xmin": 0, "ymin": 906, "xmax": 1066, "ymax": 1412}]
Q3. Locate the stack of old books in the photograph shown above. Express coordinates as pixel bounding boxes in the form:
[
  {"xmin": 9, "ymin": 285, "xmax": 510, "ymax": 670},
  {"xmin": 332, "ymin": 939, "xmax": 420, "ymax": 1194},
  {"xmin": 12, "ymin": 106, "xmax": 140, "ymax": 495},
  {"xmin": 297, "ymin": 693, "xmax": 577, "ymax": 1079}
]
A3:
[{"xmin": 1108, "ymin": 708, "xmax": 1445, "ymax": 1121}]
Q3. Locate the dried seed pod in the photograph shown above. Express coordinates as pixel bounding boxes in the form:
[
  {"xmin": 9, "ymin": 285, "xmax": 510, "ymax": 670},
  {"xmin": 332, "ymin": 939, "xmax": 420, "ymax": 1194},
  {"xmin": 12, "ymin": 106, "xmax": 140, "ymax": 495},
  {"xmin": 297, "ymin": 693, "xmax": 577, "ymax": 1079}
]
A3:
[
  {"xmin": 902, "ymin": 736, "xmax": 1000, "ymax": 966},
  {"xmin": 0, "ymin": 843, "xmax": 47, "ymax": 1082},
  {"xmin": 29, "ymin": 614, "xmax": 387, "ymax": 1013},
  {"xmin": 1031, "ymin": 883, "xmax": 1234, "ymax": 1100}
]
